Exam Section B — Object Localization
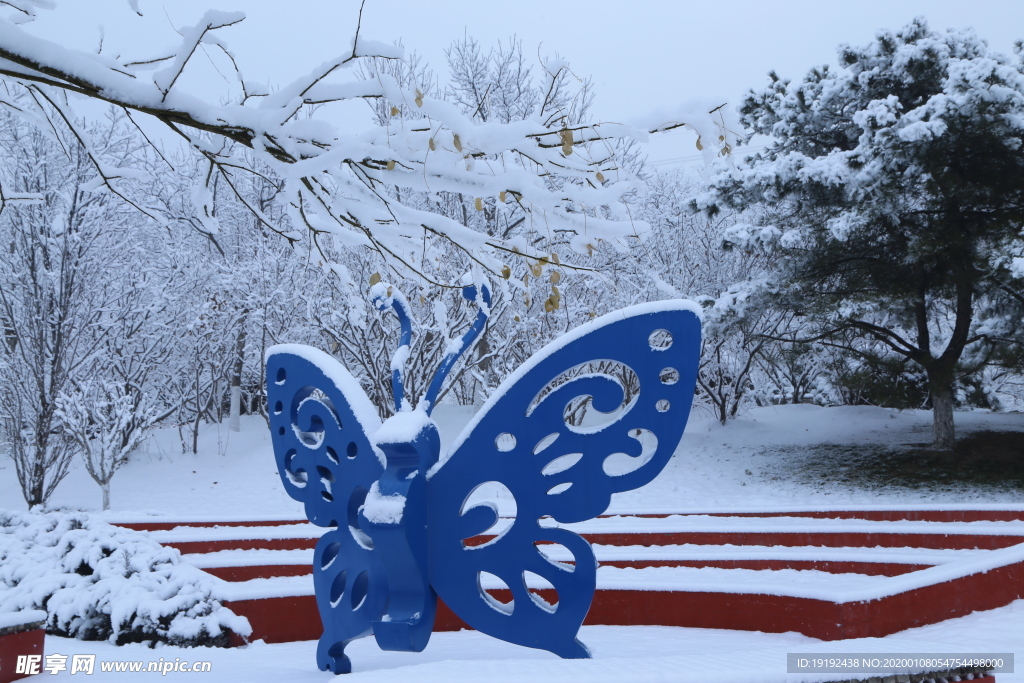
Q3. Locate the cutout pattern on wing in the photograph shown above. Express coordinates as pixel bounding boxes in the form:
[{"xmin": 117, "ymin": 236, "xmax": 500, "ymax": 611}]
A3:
[
  {"xmin": 426, "ymin": 302, "xmax": 701, "ymax": 658},
  {"xmin": 265, "ymin": 345, "xmax": 387, "ymax": 674}
]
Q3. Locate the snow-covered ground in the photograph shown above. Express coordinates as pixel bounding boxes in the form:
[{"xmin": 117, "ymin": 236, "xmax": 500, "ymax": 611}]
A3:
[
  {"xmin": 2, "ymin": 404, "xmax": 1022, "ymax": 517},
  {"xmin": 35, "ymin": 601, "xmax": 1024, "ymax": 682},
  {"xmin": 3, "ymin": 404, "xmax": 1023, "ymax": 681}
]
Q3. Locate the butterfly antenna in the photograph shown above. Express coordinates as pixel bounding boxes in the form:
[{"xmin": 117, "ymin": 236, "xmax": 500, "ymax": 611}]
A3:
[
  {"xmin": 422, "ymin": 283, "xmax": 491, "ymax": 415},
  {"xmin": 373, "ymin": 283, "xmax": 414, "ymax": 412}
]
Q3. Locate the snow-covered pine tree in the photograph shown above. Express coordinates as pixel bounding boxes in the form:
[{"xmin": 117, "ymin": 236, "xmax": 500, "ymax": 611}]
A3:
[{"xmin": 700, "ymin": 19, "xmax": 1024, "ymax": 449}]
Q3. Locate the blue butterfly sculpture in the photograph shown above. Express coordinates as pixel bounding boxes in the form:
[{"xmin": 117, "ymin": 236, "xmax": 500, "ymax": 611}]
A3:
[{"xmin": 266, "ymin": 283, "xmax": 701, "ymax": 673}]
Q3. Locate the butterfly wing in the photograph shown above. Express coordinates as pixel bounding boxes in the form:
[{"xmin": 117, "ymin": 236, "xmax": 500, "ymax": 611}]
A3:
[
  {"xmin": 426, "ymin": 301, "xmax": 701, "ymax": 658},
  {"xmin": 265, "ymin": 345, "xmax": 388, "ymax": 674}
]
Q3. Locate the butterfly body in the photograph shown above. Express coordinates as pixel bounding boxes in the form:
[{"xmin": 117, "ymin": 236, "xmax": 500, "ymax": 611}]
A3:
[
  {"xmin": 361, "ymin": 414, "xmax": 438, "ymax": 654},
  {"xmin": 266, "ymin": 289, "xmax": 701, "ymax": 673}
]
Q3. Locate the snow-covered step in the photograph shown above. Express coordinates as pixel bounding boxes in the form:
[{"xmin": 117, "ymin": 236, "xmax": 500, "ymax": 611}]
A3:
[
  {"xmin": 560, "ymin": 514, "xmax": 1024, "ymax": 535},
  {"xmin": 214, "ymin": 565, "xmax": 902, "ymax": 644},
  {"xmin": 183, "ymin": 548, "xmax": 315, "ymax": 567},
  {"xmin": 215, "ymin": 565, "xmax": 892, "ymax": 603},
  {"xmin": 572, "ymin": 543, "xmax": 984, "ymax": 576},
  {"xmin": 644, "ymin": 504, "xmax": 1024, "ymax": 523},
  {"xmin": 588, "ymin": 543, "xmax": 983, "ymax": 563},
  {"xmin": 112, "ymin": 516, "xmax": 307, "ymax": 532},
  {"xmin": 217, "ymin": 574, "xmax": 316, "ymax": 602},
  {"xmin": 144, "ymin": 523, "xmax": 322, "ymax": 554},
  {"xmin": 109, "ymin": 504, "xmax": 1024, "ymax": 529},
  {"xmin": 182, "ymin": 549, "xmax": 315, "ymax": 581},
  {"xmin": 211, "ymin": 542, "xmax": 1020, "ymax": 604},
  {"xmin": 538, "ymin": 514, "xmax": 1024, "ymax": 550},
  {"xmin": 183, "ymin": 543, "xmax": 986, "ymax": 584},
  {"xmin": 135, "ymin": 515, "xmax": 1024, "ymax": 556},
  {"xmin": 215, "ymin": 537, "xmax": 1024, "ymax": 643}
]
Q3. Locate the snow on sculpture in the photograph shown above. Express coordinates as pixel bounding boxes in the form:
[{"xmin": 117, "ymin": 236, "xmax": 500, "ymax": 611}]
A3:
[{"xmin": 265, "ymin": 283, "xmax": 701, "ymax": 673}]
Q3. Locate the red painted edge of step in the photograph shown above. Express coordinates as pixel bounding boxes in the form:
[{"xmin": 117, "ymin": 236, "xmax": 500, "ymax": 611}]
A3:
[
  {"xmin": 203, "ymin": 565, "xmax": 313, "ymax": 581},
  {"xmin": 225, "ymin": 595, "xmax": 321, "ymax": 645},
  {"xmin": 211, "ymin": 558, "xmax": 931, "ymax": 581},
  {"xmin": 837, "ymin": 556, "xmax": 1024, "ymax": 639},
  {"xmin": 0, "ymin": 628, "xmax": 45, "ymax": 683}
]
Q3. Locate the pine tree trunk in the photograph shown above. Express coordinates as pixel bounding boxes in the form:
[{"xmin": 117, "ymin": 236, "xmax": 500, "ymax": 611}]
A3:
[
  {"xmin": 930, "ymin": 379, "xmax": 956, "ymax": 450},
  {"xmin": 102, "ymin": 482, "xmax": 110, "ymax": 511}
]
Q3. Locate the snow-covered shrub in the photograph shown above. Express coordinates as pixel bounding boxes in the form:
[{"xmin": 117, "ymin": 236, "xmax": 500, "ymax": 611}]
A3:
[
  {"xmin": 974, "ymin": 368, "xmax": 1024, "ymax": 412},
  {"xmin": 819, "ymin": 350, "xmax": 930, "ymax": 409},
  {"xmin": 0, "ymin": 510, "xmax": 250, "ymax": 647}
]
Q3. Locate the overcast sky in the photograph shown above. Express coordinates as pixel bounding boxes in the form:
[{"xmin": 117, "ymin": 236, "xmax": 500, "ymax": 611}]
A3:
[{"xmin": 27, "ymin": 0, "xmax": 1024, "ymax": 165}]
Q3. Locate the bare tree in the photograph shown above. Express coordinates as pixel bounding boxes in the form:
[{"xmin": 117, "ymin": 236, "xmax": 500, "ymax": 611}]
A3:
[
  {"xmin": 757, "ymin": 340, "xmax": 825, "ymax": 405},
  {"xmin": 55, "ymin": 380, "xmax": 158, "ymax": 510},
  {"xmin": 0, "ymin": 111, "xmax": 130, "ymax": 507},
  {"xmin": 697, "ymin": 303, "xmax": 793, "ymax": 424}
]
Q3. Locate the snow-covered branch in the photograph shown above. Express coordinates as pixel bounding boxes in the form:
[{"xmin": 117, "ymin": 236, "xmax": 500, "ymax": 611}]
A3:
[{"xmin": 0, "ymin": 4, "xmax": 736, "ymax": 285}]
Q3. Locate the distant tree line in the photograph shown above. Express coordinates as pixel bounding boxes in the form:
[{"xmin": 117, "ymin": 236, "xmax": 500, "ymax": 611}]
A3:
[{"xmin": 4, "ymin": 20, "xmax": 1024, "ymax": 509}]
